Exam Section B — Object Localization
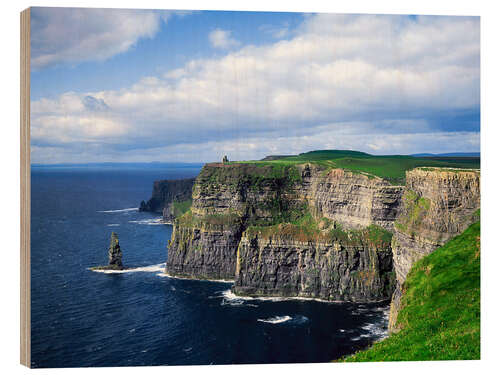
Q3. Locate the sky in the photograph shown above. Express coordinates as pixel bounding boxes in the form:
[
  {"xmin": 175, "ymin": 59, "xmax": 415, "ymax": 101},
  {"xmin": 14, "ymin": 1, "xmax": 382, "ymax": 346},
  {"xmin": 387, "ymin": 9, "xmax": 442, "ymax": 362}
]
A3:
[{"xmin": 30, "ymin": 7, "xmax": 480, "ymax": 164}]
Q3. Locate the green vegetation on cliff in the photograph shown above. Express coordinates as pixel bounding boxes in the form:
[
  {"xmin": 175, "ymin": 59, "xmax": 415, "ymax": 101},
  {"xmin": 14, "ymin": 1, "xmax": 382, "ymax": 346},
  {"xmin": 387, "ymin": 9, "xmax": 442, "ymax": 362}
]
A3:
[
  {"xmin": 234, "ymin": 150, "xmax": 479, "ymax": 185},
  {"xmin": 171, "ymin": 199, "xmax": 192, "ymax": 217},
  {"xmin": 343, "ymin": 219, "xmax": 480, "ymax": 361},
  {"xmin": 394, "ymin": 190, "xmax": 431, "ymax": 235},
  {"xmin": 245, "ymin": 212, "xmax": 392, "ymax": 249}
]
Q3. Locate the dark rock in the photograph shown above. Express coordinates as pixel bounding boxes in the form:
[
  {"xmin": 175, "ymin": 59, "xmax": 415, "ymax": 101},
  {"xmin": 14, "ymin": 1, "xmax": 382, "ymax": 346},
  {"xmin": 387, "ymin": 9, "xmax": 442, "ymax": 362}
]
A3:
[
  {"xmin": 139, "ymin": 178, "xmax": 195, "ymax": 219},
  {"xmin": 107, "ymin": 232, "xmax": 124, "ymax": 270}
]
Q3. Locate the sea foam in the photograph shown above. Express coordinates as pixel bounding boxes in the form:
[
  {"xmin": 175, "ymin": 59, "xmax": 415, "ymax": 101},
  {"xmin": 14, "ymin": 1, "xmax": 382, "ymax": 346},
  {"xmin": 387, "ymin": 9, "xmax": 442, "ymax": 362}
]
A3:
[
  {"xmin": 128, "ymin": 218, "xmax": 164, "ymax": 225},
  {"xmin": 257, "ymin": 316, "xmax": 292, "ymax": 324},
  {"xmin": 98, "ymin": 207, "xmax": 138, "ymax": 213},
  {"xmin": 90, "ymin": 263, "xmax": 165, "ymax": 274}
]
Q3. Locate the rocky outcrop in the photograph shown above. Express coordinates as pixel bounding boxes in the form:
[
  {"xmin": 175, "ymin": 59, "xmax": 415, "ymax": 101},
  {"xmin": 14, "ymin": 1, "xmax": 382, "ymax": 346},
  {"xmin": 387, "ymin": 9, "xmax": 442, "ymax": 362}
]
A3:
[
  {"xmin": 139, "ymin": 178, "xmax": 195, "ymax": 221},
  {"xmin": 108, "ymin": 232, "xmax": 124, "ymax": 270},
  {"xmin": 92, "ymin": 232, "xmax": 124, "ymax": 270},
  {"xmin": 388, "ymin": 168, "xmax": 480, "ymax": 331}
]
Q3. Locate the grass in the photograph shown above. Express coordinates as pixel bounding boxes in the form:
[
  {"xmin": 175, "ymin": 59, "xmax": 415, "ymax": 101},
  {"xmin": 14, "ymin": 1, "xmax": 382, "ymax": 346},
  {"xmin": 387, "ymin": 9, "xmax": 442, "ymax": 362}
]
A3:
[
  {"xmin": 232, "ymin": 150, "xmax": 480, "ymax": 185},
  {"xmin": 176, "ymin": 209, "xmax": 241, "ymax": 229},
  {"xmin": 171, "ymin": 199, "xmax": 192, "ymax": 217},
  {"xmin": 343, "ymin": 219, "xmax": 480, "ymax": 361}
]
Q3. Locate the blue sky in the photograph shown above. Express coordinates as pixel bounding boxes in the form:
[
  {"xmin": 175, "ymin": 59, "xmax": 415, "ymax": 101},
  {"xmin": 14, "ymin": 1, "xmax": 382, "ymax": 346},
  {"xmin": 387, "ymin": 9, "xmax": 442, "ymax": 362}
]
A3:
[{"xmin": 30, "ymin": 8, "xmax": 480, "ymax": 163}]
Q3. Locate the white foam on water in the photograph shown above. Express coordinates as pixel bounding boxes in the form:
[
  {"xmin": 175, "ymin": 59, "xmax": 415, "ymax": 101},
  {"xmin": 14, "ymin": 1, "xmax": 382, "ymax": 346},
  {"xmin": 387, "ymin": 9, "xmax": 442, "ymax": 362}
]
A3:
[
  {"xmin": 107, "ymin": 224, "xmax": 120, "ymax": 227},
  {"xmin": 220, "ymin": 289, "xmax": 342, "ymax": 304},
  {"xmin": 257, "ymin": 315, "xmax": 292, "ymax": 324},
  {"xmin": 128, "ymin": 218, "xmax": 165, "ymax": 225},
  {"xmin": 98, "ymin": 207, "xmax": 138, "ymax": 213},
  {"xmin": 351, "ymin": 306, "xmax": 390, "ymax": 342},
  {"xmin": 90, "ymin": 263, "xmax": 165, "ymax": 274},
  {"xmin": 158, "ymin": 273, "xmax": 234, "ymax": 283}
]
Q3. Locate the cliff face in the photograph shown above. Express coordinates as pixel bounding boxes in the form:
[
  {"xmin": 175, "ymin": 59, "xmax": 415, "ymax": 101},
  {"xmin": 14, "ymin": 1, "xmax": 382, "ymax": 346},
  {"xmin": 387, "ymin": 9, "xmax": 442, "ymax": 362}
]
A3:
[
  {"xmin": 388, "ymin": 168, "xmax": 480, "ymax": 331},
  {"xmin": 166, "ymin": 163, "xmax": 401, "ymax": 300},
  {"xmin": 166, "ymin": 163, "xmax": 304, "ymax": 279},
  {"xmin": 139, "ymin": 178, "xmax": 195, "ymax": 221},
  {"xmin": 166, "ymin": 163, "xmax": 479, "ymax": 306},
  {"xmin": 233, "ymin": 225, "xmax": 395, "ymax": 302},
  {"xmin": 300, "ymin": 166, "xmax": 403, "ymax": 231}
]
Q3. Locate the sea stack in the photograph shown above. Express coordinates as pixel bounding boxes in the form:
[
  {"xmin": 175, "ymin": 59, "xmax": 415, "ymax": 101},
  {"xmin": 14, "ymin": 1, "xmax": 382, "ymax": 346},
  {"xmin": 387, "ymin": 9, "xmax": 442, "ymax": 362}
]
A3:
[{"xmin": 107, "ymin": 232, "xmax": 124, "ymax": 270}]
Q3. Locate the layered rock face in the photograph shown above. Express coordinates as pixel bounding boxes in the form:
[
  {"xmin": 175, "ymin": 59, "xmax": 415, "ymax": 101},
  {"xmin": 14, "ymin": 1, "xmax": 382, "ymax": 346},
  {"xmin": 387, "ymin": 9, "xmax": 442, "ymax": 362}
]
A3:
[
  {"xmin": 233, "ymin": 227, "xmax": 395, "ymax": 302},
  {"xmin": 300, "ymin": 166, "xmax": 403, "ymax": 231},
  {"xmin": 166, "ymin": 163, "xmax": 480, "ymax": 306},
  {"xmin": 139, "ymin": 178, "xmax": 195, "ymax": 221},
  {"xmin": 167, "ymin": 218, "xmax": 245, "ymax": 280},
  {"xmin": 166, "ymin": 163, "xmax": 401, "ymax": 300},
  {"xmin": 166, "ymin": 163, "xmax": 304, "ymax": 279},
  {"xmin": 389, "ymin": 168, "xmax": 480, "ymax": 330}
]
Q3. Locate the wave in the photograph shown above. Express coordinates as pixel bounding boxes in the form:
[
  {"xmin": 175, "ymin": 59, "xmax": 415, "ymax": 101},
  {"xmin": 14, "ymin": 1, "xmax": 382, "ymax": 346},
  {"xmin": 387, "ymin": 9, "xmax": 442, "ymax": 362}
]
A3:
[
  {"xmin": 128, "ymin": 218, "xmax": 164, "ymax": 225},
  {"xmin": 257, "ymin": 316, "xmax": 292, "ymax": 324},
  {"xmin": 220, "ymin": 289, "xmax": 342, "ymax": 304},
  {"xmin": 98, "ymin": 207, "xmax": 138, "ymax": 213},
  {"xmin": 90, "ymin": 263, "xmax": 165, "ymax": 274},
  {"xmin": 351, "ymin": 306, "xmax": 390, "ymax": 342},
  {"xmin": 158, "ymin": 273, "xmax": 234, "ymax": 283},
  {"xmin": 107, "ymin": 224, "xmax": 120, "ymax": 227}
]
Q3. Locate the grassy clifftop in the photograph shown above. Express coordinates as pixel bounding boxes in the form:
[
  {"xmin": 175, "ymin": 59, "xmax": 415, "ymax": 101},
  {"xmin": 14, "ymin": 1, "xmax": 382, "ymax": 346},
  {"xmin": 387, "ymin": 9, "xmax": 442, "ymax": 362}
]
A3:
[
  {"xmin": 233, "ymin": 150, "xmax": 479, "ymax": 185},
  {"xmin": 343, "ymin": 219, "xmax": 480, "ymax": 361}
]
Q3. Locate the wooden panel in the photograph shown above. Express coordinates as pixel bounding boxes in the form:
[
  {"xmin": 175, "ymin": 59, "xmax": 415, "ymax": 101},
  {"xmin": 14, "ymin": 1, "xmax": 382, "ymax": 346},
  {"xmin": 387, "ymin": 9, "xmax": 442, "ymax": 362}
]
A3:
[{"xmin": 20, "ymin": 7, "xmax": 31, "ymax": 368}]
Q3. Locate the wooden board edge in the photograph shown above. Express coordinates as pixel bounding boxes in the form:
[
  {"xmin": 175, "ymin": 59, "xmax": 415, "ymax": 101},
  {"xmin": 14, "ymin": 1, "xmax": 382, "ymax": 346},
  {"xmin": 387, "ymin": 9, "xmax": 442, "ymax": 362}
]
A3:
[{"xmin": 20, "ymin": 7, "xmax": 31, "ymax": 368}]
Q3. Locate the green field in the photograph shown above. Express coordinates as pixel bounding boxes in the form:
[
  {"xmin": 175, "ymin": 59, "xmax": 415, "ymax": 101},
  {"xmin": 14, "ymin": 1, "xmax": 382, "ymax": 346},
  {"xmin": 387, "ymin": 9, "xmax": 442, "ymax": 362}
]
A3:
[
  {"xmin": 343, "ymin": 218, "xmax": 480, "ymax": 362},
  {"xmin": 233, "ymin": 150, "xmax": 480, "ymax": 185}
]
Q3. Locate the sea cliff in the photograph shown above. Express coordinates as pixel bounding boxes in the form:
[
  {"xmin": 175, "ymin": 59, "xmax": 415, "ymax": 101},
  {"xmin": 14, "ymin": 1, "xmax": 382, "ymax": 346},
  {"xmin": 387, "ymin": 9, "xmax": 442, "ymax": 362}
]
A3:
[
  {"xmin": 165, "ymin": 162, "xmax": 479, "ymax": 309},
  {"xmin": 139, "ymin": 178, "xmax": 195, "ymax": 221},
  {"xmin": 166, "ymin": 163, "xmax": 403, "ymax": 301},
  {"xmin": 388, "ymin": 167, "xmax": 480, "ymax": 331}
]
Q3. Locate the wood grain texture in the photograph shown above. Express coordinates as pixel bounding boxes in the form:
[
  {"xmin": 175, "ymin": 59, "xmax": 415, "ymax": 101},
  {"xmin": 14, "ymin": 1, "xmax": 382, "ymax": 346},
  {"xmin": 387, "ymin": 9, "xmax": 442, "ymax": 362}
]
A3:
[{"xmin": 20, "ymin": 7, "xmax": 31, "ymax": 368}]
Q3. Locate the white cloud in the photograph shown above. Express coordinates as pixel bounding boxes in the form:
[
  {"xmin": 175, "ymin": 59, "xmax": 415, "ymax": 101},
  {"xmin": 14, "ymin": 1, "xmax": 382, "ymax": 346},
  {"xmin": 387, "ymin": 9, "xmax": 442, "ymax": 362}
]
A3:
[
  {"xmin": 208, "ymin": 28, "xmax": 241, "ymax": 49},
  {"xmin": 30, "ymin": 8, "xmax": 177, "ymax": 69},
  {"xmin": 31, "ymin": 13, "xmax": 480, "ymax": 163}
]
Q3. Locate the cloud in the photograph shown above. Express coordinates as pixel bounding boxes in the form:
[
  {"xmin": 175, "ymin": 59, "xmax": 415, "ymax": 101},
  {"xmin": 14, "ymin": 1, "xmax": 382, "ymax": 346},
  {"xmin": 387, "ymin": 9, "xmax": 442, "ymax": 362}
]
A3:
[
  {"xmin": 208, "ymin": 28, "xmax": 241, "ymax": 49},
  {"xmin": 259, "ymin": 22, "xmax": 291, "ymax": 39},
  {"xmin": 30, "ymin": 7, "xmax": 179, "ymax": 69},
  {"xmin": 31, "ymin": 13, "xmax": 480, "ymax": 163}
]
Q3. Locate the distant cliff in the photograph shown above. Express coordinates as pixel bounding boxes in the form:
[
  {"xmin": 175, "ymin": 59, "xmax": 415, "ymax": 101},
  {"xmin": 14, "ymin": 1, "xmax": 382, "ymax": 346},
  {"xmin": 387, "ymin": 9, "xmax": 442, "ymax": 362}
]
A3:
[
  {"xmin": 388, "ymin": 168, "xmax": 480, "ymax": 331},
  {"xmin": 139, "ymin": 178, "xmax": 195, "ymax": 221}
]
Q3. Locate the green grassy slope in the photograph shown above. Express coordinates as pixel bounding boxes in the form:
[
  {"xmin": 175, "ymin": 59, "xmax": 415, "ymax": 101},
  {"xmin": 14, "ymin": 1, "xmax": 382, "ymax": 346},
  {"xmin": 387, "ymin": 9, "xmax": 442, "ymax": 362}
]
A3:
[
  {"xmin": 233, "ymin": 150, "xmax": 480, "ymax": 185},
  {"xmin": 343, "ymin": 219, "xmax": 480, "ymax": 362}
]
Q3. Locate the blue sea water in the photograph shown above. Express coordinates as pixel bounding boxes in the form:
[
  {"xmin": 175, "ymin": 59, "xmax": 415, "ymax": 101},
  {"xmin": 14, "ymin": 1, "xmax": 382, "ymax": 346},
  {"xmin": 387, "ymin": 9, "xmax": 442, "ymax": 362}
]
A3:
[{"xmin": 31, "ymin": 165, "xmax": 390, "ymax": 368}]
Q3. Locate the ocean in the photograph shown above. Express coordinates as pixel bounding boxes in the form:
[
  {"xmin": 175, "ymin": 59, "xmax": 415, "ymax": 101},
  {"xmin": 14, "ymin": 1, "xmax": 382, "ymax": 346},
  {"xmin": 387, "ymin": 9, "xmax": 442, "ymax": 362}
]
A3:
[{"xmin": 30, "ymin": 165, "xmax": 389, "ymax": 368}]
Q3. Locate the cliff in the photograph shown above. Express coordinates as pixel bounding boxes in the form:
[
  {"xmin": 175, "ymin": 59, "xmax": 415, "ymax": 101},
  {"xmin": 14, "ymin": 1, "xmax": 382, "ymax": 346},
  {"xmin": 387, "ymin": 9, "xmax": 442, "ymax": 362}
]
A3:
[
  {"xmin": 165, "ymin": 163, "xmax": 479, "ymax": 306},
  {"xmin": 166, "ymin": 163, "xmax": 402, "ymax": 300},
  {"xmin": 139, "ymin": 178, "xmax": 195, "ymax": 221},
  {"xmin": 233, "ymin": 223, "xmax": 395, "ymax": 301},
  {"xmin": 388, "ymin": 168, "xmax": 480, "ymax": 331}
]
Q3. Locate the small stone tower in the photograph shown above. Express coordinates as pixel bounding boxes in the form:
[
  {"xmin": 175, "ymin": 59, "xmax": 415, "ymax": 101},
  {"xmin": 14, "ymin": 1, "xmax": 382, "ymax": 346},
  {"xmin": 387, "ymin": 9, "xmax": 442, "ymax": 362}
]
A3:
[{"xmin": 222, "ymin": 155, "xmax": 229, "ymax": 163}]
